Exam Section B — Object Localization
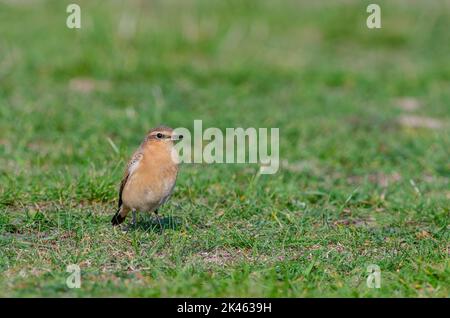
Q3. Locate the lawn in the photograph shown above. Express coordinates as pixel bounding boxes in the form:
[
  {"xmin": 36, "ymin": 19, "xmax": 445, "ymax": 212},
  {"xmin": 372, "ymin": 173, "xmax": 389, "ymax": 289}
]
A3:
[{"xmin": 0, "ymin": 0, "xmax": 449, "ymax": 297}]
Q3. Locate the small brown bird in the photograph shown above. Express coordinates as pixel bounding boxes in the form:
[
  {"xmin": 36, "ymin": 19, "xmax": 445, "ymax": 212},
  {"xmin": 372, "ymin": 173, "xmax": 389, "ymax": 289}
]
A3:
[{"xmin": 111, "ymin": 126, "xmax": 183, "ymax": 227}]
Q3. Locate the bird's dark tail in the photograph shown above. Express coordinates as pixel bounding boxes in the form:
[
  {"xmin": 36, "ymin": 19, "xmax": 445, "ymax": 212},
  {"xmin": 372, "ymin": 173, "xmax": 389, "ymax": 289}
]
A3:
[{"xmin": 111, "ymin": 208, "xmax": 126, "ymax": 226}]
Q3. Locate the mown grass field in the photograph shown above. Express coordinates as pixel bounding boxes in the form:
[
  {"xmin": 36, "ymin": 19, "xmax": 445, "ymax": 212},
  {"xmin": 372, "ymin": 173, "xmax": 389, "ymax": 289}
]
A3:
[{"xmin": 0, "ymin": 0, "xmax": 449, "ymax": 297}]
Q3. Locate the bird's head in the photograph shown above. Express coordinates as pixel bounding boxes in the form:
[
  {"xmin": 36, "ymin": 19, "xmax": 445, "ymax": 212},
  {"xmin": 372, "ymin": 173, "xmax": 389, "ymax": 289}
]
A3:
[
  {"xmin": 145, "ymin": 126, "xmax": 183, "ymax": 164},
  {"xmin": 146, "ymin": 126, "xmax": 183, "ymax": 144}
]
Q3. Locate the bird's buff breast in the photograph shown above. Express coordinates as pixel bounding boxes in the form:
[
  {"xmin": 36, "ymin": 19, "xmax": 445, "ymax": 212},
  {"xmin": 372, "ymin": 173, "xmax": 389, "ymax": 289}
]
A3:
[{"xmin": 122, "ymin": 164, "xmax": 177, "ymax": 212}]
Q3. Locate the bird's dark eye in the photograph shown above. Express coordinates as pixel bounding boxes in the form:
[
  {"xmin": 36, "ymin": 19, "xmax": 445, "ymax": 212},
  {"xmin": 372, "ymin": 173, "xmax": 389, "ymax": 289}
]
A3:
[{"xmin": 156, "ymin": 133, "xmax": 163, "ymax": 139}]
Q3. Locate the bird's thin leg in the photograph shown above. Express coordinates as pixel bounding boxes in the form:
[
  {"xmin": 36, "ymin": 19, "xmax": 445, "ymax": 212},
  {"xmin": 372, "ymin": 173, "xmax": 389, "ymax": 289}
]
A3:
[
  {"xmin": 154, "ymin": 210, "xmax": 163, "ymax": 233},
  {"xmin": 122, "ymin": 210, "xmax": 137, "ymax": 233},
  {"xmin": 132, "ymin": 210, "xmax": 137, "ymax": 226}
]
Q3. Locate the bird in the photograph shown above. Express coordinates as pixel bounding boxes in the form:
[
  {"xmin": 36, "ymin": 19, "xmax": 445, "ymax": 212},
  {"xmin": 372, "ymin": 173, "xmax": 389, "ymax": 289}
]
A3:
[{"xmin": 111, "ymin": 126, "xmax": 183, "ymax": 227}]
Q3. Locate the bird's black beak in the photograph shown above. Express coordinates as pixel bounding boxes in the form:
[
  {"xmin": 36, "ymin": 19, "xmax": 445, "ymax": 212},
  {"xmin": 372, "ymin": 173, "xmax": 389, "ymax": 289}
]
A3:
[{"xmin": 171, "ymin": 134, "xmax": 183, "ymax": 141}]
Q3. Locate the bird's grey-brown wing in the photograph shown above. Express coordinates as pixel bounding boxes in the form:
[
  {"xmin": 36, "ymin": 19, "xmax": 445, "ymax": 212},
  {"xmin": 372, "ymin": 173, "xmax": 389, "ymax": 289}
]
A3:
[
  {"xmin": 112, "ymin": 150, "xmax": 144, "ymax": 226},
  {"xmin": 118, "ymin": 151, "xmax": 144, "ymax": 209}
]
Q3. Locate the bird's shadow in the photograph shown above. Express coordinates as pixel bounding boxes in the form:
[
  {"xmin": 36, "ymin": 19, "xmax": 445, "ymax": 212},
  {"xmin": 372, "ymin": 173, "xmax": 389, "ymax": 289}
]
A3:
[{"xmin": 130, "ymin": 215, "xmax": 183, "ymax": 233}]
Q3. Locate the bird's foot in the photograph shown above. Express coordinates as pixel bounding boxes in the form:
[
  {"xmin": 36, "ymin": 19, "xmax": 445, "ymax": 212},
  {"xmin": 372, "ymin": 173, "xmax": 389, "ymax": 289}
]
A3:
[
  {"xmin": 121, "ymin": 222, "xmax": 136, "ymax": 233},
  {"xmin": 121, "ymin": 212, "xmax": 137, "ymax": 233}
]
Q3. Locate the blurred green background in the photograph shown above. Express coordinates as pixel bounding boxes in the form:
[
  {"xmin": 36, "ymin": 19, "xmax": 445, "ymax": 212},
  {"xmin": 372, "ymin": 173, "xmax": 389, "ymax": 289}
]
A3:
[{"xmin": 0, "ymin": 0, "xmax": 448, "ymax": 297}]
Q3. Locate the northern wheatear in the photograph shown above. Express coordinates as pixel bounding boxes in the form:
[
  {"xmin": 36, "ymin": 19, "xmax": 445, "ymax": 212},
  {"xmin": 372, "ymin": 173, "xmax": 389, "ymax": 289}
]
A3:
[{"xmin": 111, "ymin": 126, "xmax": 183, "ymax": 226}]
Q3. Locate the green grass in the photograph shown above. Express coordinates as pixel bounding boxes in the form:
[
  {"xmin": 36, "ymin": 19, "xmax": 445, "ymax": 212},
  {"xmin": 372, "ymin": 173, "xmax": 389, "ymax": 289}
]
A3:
[{"xmin": 0, "ymin": 0, "xmax": 449, "ymax": 297}]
